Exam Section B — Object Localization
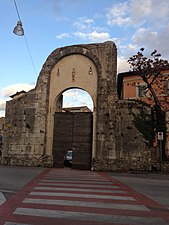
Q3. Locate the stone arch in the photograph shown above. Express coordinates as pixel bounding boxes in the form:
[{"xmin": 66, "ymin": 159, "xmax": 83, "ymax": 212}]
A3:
[
  {"xmin": 46, "ymin": 53, "xmax": 98, "ymax": 164},
  {"xmin": 38, "ymin": 41, "xmax": 117, "ymax": 167},
  {"xmin": 3, "ymin": 41, "xmax": 118, "ymax": 169},
  {"xmin": 36, "ymin": 44, "xmax": 102, "ymax": 91}
]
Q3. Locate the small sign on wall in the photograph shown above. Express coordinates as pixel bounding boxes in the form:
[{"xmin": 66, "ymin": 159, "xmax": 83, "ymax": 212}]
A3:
[{"xmin": 158, "ymin": 132, "xmax": 163, "ymax": 140}]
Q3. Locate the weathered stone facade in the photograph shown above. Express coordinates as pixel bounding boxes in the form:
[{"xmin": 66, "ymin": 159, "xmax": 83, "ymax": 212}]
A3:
[
  {"xmin": 93, "ymin": 100, "xmax": 151, "ymax": 171},
  {"xmin": 0, "ymin": 117, "xmax": 4, "ymax": 134},
  {"xmin": 2, "ymin": 41, "xmax": 153, "ymax": 171}
]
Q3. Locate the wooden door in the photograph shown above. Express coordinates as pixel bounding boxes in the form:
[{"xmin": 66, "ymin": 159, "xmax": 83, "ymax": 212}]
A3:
[{"xmin": 53, "ymin": 112, "xmax": 92, "ymax": 169}]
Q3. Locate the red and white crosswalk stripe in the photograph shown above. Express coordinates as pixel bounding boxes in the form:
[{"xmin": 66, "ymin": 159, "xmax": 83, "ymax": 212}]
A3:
[{"xmin": 0, "ymin": 168, "xmax": 169, "ymax": 225}]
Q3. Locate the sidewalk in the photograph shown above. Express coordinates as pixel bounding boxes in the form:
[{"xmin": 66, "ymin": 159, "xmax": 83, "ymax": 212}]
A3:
[{"xmin": 0, "ymin": 168, "xmax": 169, "ymax": 225}]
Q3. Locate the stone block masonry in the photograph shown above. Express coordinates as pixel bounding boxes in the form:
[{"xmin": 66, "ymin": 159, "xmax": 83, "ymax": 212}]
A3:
[{"xmin": 2, "ymin": 41, "xmax": 154, "ymax": 171}]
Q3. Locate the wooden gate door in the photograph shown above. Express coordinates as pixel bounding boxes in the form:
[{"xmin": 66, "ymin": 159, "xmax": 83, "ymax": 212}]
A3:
[{"xmin": 53, "ymin": 112, "xmax": 93, "ymax": 169}]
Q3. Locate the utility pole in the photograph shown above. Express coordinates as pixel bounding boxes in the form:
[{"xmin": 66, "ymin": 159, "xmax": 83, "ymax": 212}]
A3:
[{"xmin": 158, "ymin": 132, "xmax": 163, "ymax": 173}]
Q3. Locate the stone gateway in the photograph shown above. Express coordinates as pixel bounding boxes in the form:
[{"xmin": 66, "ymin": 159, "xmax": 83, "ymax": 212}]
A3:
[{"xmin": 3, "ymin": 41, "xmax": 151, "ymax": 171}]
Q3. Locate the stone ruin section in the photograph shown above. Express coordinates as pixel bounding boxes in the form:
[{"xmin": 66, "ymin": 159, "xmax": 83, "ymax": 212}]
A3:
[
  {"xmin": 3, "ymin": 88, "xmax": 49, "ymax": 166},
  {"xmin": 2, "ymin": 41, "xmax": 151, "ymax": 171},
  {"xmin": 93, "ymin": 100, "xmax": 152, "ymax": 171}
]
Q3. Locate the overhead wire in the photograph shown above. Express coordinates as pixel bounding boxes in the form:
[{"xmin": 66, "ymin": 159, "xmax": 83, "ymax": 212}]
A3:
[
  {"xmin": 13, "ymin": 0, "xmax": 37, "ymax": 76},
  {"xmin": 13, "ymin": 0, "xmax": 21, "ymax": 21}
]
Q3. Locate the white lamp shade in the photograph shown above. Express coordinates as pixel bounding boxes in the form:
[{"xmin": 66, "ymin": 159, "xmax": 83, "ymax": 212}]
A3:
[{"xmin": 13, "ymin": 20, "xmax": 24, "ymax": 36}]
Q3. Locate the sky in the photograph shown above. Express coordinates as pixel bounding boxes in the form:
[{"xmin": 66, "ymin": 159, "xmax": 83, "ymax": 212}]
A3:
[{"xmin": 0, "ymin": 0, "xmax": 169, "ymax": 116}]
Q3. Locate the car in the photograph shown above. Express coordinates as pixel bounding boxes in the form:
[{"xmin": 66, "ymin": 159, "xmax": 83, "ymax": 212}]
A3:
[{"xmin": 64, "ymin": 150, "xmax": 73, "ymax": 167}]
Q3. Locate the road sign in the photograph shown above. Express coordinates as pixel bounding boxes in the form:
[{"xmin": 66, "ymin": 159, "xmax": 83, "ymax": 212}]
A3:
[{"xmin": 158, "ymin": 132, "xmax": 163, "ymax": 141}]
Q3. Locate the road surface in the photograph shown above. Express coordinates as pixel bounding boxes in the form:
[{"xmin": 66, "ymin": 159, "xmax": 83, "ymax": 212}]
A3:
[{"xmin": 0, "ymin": 167, "xmax": 169, "ymax": 224}]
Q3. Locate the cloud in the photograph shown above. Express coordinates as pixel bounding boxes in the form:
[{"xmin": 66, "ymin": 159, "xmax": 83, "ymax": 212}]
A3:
[
  {"xmin": 132, "ymin": 28, "xmax": 157, "ymax": 44},
  {"xmin": 107, "ymin": 0, "xmax": 169, "ymax": 28},
  {"xmin": 56, "ymin": 15, "xmax": 111, "ymax": 42},
  {"xmin": 57, "ymin": 0, "xmax": 169, "ymax": 69},
  {"xmin": 62, "ymin": 89, "xmax": 93, "ymax": 110},
  {"xmin": 106, "ymin": 1, "xmax": 132, "ymax": 26},
  {"xmin": 130, "ymin": 0, "xmax": 169, "ymax": 25},
  {"xmin": 117, "ymin": 57, "xmax": 130, "ymax": 73},
  {"xmin": 73, "ymin": 18, "xmax": 94, "ymax": 30},
  {"xmin": 105, "ymin": 0, "xmax": 169, "ymax": 64},
  {"xmin": 63, "ymin": 89, "xmax": 82, "ymax": 97},
  {"xmin": 74, "ymin": 31, "xmax": 111, "ymax": 42},
  {"xmin": 0, "ymin": 99, "xmax": 6, "ymax": 117},
  {"xmin": 63, "ymin": 89, "xmax": 91, "ymax": 99},
  {"xmin": 0, "ymin": 112, "xmax": 5, "ymax": 118},
  {"xmin": 0, "ymin": 83, "xmax": 35, "ymax": 98},
  {"xmin": 0, "ymin": 83, "xmax": 35, "ymax": 117},
  {"xmin": 0, "ymin": 101, "xmax": 6, "ymax": 111},
  {"xmin": 130, "ymin": 0, "xmax": 152, "ymax": 23},
  {"xmin": 132, "ymin": 26, "xmax": 169, "ymax": 59},
  {"xmin": 56, "ymin": 33, "xmax": 71, "ymax": 39},
  {"xmin": 107, "ymin": 2, "xmax": 129, "ymax": 18},
  {"xmin": 109, "ymin": 17, "xmax": 132, "ymax": 26}
]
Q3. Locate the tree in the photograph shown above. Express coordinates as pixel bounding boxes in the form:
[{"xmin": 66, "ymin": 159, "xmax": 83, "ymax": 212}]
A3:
[{"xmin": 128, "ymin": 48, "xmax": 169, "ymax": 160}]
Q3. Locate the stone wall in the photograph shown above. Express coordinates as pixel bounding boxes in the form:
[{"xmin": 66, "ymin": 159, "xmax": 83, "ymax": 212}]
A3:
[
  {"xmin": 2, "ymin": 41, "xmax": 157, "ymax": 171},
  {"xmin": 0, "ymin": 117, "xmax": 4, "ymax": 134},
  {"xmin": 3, "ymin": 88, "xmax": 52, "ymax": 167},
  {"xmin": 93, "ymin": 100, "xmax": 152, "ymax": 171}
]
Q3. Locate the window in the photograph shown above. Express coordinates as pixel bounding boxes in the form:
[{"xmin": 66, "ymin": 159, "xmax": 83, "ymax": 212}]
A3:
[{"xmin": 137, "ymin": 84, "xmax": 147, "ymax": 97}]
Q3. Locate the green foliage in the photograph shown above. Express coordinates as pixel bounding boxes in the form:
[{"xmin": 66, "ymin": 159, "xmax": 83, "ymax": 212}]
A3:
[
  {"xmin": 132, "ymin": 106, "xmax": 154, "ymax": 147},
  {"xmin": 128, "ymin": 48, "xmax": 169, "ymax": 160},
  {"xmin": 128, "ymin": 100, "xmax": 155, "ymax": 146}
]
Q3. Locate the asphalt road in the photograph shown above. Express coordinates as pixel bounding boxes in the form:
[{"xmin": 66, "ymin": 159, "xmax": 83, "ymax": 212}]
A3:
[
  {"xmin": 0, "ymin": 168, "xmax": 169, "ymax": 225},
  {"xmin": 0, "ymin": 165, "xmax": 169, "ymax": 209},
  {"xmin": 110, "ymin": 172, "xmax": 169, "ymax": 209},
  {"xmin": 0, "ymin": 165, "xmax": 44, "ymax": 199}
]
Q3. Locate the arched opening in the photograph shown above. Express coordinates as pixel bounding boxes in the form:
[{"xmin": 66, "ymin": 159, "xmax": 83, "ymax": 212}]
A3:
[
  {"xmin": 45, "ymin": 52, "xmax": 99, "ymax": 170},
  {"xmin": 62, "ymin": 88, "xmax": 93, "ymax": 112},
  {"xmin": 52, "ymin": 88, "xmax": 94, "ymax": 170}
]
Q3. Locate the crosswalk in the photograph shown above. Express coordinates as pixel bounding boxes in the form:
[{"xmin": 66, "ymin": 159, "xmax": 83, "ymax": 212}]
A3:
[{"xmin": 0, "ymin": 168, "xmax": 169, "ymax": 225}]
